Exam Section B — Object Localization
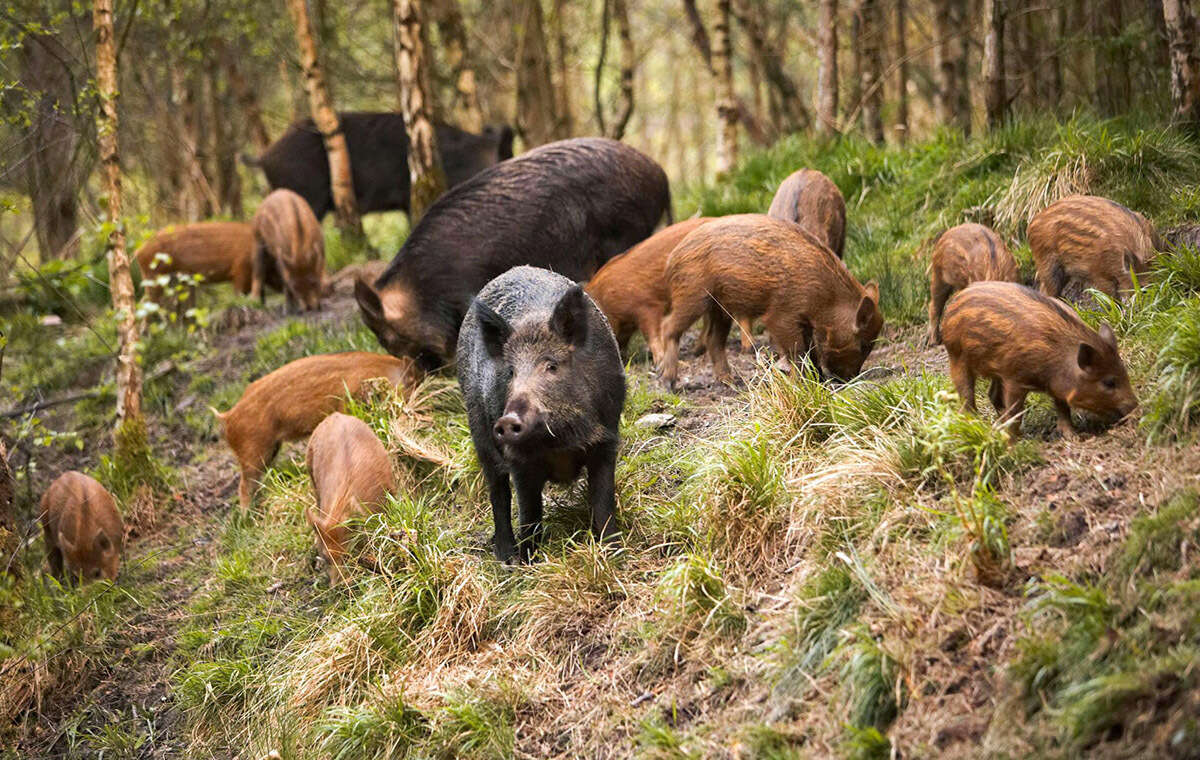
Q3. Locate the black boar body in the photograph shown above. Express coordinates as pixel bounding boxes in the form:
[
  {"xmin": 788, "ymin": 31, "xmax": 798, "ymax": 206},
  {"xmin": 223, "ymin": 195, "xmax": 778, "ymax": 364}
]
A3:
[
  {"xmin": 356, "ymin": 137, "xmax": 672, "ymax": 370},
  {"xmin": 251, "ymin": 113, "xmax": 515, "ymax": 219},
  {"xmin": 457, "ymin": 266, "xmax": 626, "ymax": 563}
]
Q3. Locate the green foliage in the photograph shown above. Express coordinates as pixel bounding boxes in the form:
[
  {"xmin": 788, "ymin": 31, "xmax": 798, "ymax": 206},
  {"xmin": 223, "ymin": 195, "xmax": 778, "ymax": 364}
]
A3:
[
  {"xmin": 1116, "ymin": 490, "xmax": 1199, "ymax": 579},
  {"xmin": 317, "ymin": 695, "xmax": 430, "ymax": 759},
  {"xmin": 93, "ymin": 414, "xmax": 173, "ymax": 501},
  {"xmin": 656, "ymin": 552, "xmax": 743, "ymax": 636},
  {"xmin": 836, "ymin": 626, "xmax": 905, "ymax": 732},
  {"xmin": 777, "ymin": 566, "xmax": 867, "ymax": 688},
  {"xmin": 1142, "ymin": 297, "xmax": 1200, "ymax": 440}
]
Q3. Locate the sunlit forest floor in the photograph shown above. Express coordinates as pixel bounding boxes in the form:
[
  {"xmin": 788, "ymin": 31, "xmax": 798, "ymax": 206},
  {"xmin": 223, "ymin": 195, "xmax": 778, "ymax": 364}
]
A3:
[{"xmin": 3, "ymin": 114, "xmax": 1200, "ymax": 758}]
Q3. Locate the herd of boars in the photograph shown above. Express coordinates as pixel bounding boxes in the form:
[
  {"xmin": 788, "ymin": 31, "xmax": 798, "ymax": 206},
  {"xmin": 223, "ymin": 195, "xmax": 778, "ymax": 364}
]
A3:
[{"xmin": 39, "ymin": 127, "xmax": 1158, "ymax": 583}]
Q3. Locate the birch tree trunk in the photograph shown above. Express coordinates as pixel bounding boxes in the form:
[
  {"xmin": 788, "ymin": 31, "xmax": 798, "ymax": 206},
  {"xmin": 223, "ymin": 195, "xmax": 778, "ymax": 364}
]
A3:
[
  {"xmin": 433, "ymin": 0, "xmax": 484, "ymax": 132},
  {"xmin": 713, "ymin": 0, "xmax": 738, "ymax": 174},
  {"xmin": 895, "ymin": 0, "xmax": 909, "ymax": 142},
  {"xmin": 1163, "ymin": 0, "xmax": 1200, "ymax": 126},
  {"xmin": 817, "ymin": 0, "xmax": 839, "ymax": 134},
  {"xmin": 983, "ymin": 0, "xmax": 1008, "ymax": 129},
  {"xmin": 393, "ymin": 0, "xmax": 447, "ymax": 221},
  {"xmin": 860, "ymin": 0, "xmax": 885, "ymax": 143},
  {"xmin": 94, "ymin": 0, "xmax": 142, "ymax": 429},
  {"xmin": 286, "ymin": 0, "xmax": 364, "ymax": 241}
]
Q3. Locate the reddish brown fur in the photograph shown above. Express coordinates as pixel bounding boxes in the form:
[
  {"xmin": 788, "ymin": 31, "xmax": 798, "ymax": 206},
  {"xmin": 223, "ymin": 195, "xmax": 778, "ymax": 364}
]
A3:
[
  {"xmin": 305, "ymin": 413, "xmax": 395, "ymax": 583},
  {"xmin": 585, "ymin": 218, "xmax": 713, "ymax": 361},
  {"xmin": 1027, "ymin": 195, "xmax": 1160, "ymax": 301},
  {"xmin": 216, "ymin": 352, "xmax": 421, "ymax": 509},
  {"xmin": 252, "ymin": 189, "xmax": 326, "ymax": 311},
  {"xmin": 134, "ymin": 222, "xmax": 261, "ymax": 305},
  {"xmin": 927, "ymin": 223, "xmax": 1019, "ymax": 344},
  {"xmin": 659, "ymin": 214, "xmax": 883, "ymax": 386},
  {"xmin": 766, "ymin": 168, "xmax": 847, "ymax": 258},
  {"xmin": 40, "ymin": 471, "xmax": 123, "ymax": 582},
  {"xmin": 941, "ymin": 281, "xmax": 1137, "ymax": 440}
]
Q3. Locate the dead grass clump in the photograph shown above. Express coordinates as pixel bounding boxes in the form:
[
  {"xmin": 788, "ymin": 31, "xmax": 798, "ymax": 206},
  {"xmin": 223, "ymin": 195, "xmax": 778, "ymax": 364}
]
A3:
[{"xmin": 281, "ymin": 623, "xmax": 388, "ymax": 718}]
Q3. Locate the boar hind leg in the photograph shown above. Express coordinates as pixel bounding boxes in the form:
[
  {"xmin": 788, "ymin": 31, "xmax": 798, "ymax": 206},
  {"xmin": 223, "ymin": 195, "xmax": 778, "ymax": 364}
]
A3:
[
  {"xmin": 1053, "ymin": 398, "xmax": 1078, "ymax": 439},
  {"xmin": 987, "ymin": 378, "xmax": 1005, "ymax": 415},
  {"xmin": 737, "ymin": 317, "xmax": 755, "ymax": 351},
  {"xmin": 704, "ymin": 308, "xmax": 734, "ymax": 383},
  {"xmin": 949, "ymin": 358, "xmax": 977, "ymax": 414},
  {"xmin": 998, "ymin": 384, "xmax": 1029, "ymax": 441},
  {"xmin": 485, "ymin": 468, "xmax": 518, "ymax": 563},
  {"xmin": 587, "ymin": 442, "xmax": 619, "ymax": 542},
  {"xmin": 659, "ymin": 294, "xmax": 709, "ymax": 387},
  {"xmin": 513, "ymin": 471, "xmax": 547, "ymax": 562},
  {"xmin": 928, "ymin": 281, "xmax": 952, "ymax": 346},
  {"xmin": 44, "ymin": 526, "xmax": 64, "ymax": 580}
]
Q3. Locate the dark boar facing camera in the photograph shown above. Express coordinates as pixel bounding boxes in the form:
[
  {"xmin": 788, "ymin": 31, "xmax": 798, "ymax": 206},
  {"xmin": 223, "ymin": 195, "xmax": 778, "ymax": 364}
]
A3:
[{"xmin": 457, "ymin": 266, "xmax": 626, "ymax": 563}]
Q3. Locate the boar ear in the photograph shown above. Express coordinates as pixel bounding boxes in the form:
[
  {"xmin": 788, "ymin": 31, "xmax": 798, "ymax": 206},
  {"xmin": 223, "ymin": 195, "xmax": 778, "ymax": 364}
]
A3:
[
  {"xmin": 354, "ymin": 278, "xmax": 384, "ymax": 322},
  {"xmin": 57, "ymin": 530, "xmax": 77, "ymax": 556},
  {"xmin": 95, "ymin": 533, "xmax": 111, "ymax": 552},
  {"xmin": 550, "ymin": 286, "xmax": 589, "ymax": 347},
  {"xmin": 862, "ymin": 280, "xmax": 880, "ymax": 304},
  {"xmin": 1098, "ymin": 322, "xmax": 1118, "ymax": 349},
  {"xmin": 856, "ymin": 293, "xmax": 878, "ymax": 333},
  {"xmin": 1077, "ymin": 342, "xmax": 1101, "ymax": 375},
  {"xmin": 473, "ymin": 298, "xmax": 511, "ymax": 358}
]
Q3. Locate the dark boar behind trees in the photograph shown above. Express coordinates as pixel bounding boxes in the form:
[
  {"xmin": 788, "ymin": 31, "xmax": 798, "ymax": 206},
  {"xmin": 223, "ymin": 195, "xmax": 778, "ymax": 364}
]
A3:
[
  {"xmin": 659, "ymin": 214, "xmax": 883, "ymax": 387},
  {"xmin": 357, "ymin": 137, "xmax": 672, "ymax": 369},
  {"xmin": 457, "ymin": 266, "xmax": 625, "ymax": 563},
  {"xmin": 40, "ymin": 471, "xmax": 123, "ymax": 582},
  {"xmin": 767, "ymin": 168, "xmax": 847, "ymax": 258},
  {"xmin": 941, "ymin": 281, "xmax": 1137, "ymax": 440},
  {"xmin": 1028, "ymin": 195, "xmax": 1161, "ymax": 301},
  {"xmin": 250, "ymin": 113, "xmax": 515, "ymax": 219},
  {"xmin": 253, "ymin": 188, "xmax": 326, "ymax": 312},
  {"xmin": 927, "ymin": 223, "xmax": 1019, "ymax": 345},
  {"xmin": 586, "ymin": 217, "xmax": 713, "ymax": 362}
]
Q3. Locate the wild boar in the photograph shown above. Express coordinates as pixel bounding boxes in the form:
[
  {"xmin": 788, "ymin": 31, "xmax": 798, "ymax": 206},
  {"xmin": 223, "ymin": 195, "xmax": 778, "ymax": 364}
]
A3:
[
  {"xmin": 249, "ymin": 113, "xmax": 515, "ymax": 219},
  {"xmin": 927, "ymin": 223, "xmax": 1019, "ymax": 345},
  {"xmin": 1028, "ymin": 195, "xmax": 1162, "ymax": 301},
  {"xmin": 216, "ymin": 352, "xmax": 422, "ymax": 510},
  {"xmin": 252, "ymin": 188, "xmax": 326, "ymax": 312},
  {"xmin": 457, "ymin": 266, "xmax": 625, "ymax": 563},
  {"xmin": 586, "ymin": 217, "xmax": 713, "ymax": 362},
  {"xmin": 305, "ymin": 412, "xmax": 395, "ymax": 584},
  {"xmin": 40, "ymin": 471, "xmax": 123, "ymax": 582},
  {"xmin": 134, "ymin": 221, "xmax": 282, "ymax": 308},
  {"xmin": 659, "ymin": 214, "xmax": 883, "ymax": 387},
  {"xmin": 767, "ymin": 168, "xmax": 847, "ymax": 258},
  {"xmin": 357, "ymin": 137, "xmax": 672, "ymax": 370},
  {"xmin": 940, "ymin": 281, "xmax": 1137, "ymax": 440}
]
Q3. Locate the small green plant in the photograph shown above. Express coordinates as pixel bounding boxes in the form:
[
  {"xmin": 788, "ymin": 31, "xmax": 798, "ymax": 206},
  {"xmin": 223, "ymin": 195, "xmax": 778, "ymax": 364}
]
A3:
[
  {"xmin": 316, "ymin": 694, "xmax": 430, "ymax": 759},
  {"xmin": 655, "ymin": 552, "xmax": 743, "ymax": 636},
  {"xmin": 952, "ymin": 483, "xmax": 1013, "ymax": 587},
  {"xmin": 836, "ymin": 625, "xmax": 905, "ymax": 732},
  {"xmin": 1142, "ymin": 297, "xmax": 1200, "ymax": 441}
]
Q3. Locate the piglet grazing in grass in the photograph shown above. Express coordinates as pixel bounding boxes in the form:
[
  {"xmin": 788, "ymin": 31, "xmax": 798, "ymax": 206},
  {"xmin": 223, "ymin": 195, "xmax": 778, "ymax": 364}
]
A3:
[
  {"xmin": 940, "ymin": 281, "xmax": 1137, "ymax": 440},
  {"xmin": 40, "ymin": 471, "xmax": 123, "ymax": 583},
  {"xmin": 305, "ymin": 412, "xmax": 395, "ymax": 584},
  {"xmin": 457, "ymin": 266, "xmax": 625, "ymax": 563},
  {"xmin": 216, "ymin": 352, "xmax": 422, "ymax": 510},
  {"xmin": 252, "ymin": 188, "xmax": 326, "ymax": 312}
]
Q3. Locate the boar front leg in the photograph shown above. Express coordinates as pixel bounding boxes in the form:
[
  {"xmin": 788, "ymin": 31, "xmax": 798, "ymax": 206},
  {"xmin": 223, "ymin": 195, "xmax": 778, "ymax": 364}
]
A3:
[
  {"xmin": 485, "ymin": 467, "xmax": 518, "ymax": 563},
  {"xmin": 1053, "ymin": 398, "xmax": 1078, "ymax": 439},
  {"xmin": 44, "ymin": 526, "xmax": 64, "ymax": 580},
  {"xmin": 250, "ymin": 245, "xmax": 268, "ymax": 305},
  {"xmin": 705, "ymin": 308, "xmax": 734, "ymax": 383},
  {"xmin": 949, "ymin": 357, "xmax": 977, "ymax": 414},
  {"xmin": 586, "ymin": 441, "xmax": 619, "ymax": 542},
  {"xmin": 513, "ymin": 470, "xmax": 547, "ymax": 562},
  {"xmin": 999, "ymin": 384, "xmax": 1029, "ymax": 441}
]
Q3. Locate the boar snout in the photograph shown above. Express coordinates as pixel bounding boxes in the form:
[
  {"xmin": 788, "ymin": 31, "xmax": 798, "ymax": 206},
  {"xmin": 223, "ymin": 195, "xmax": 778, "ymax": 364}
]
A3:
[{"xmin": 494, "ymin": 397, "xmax": 542, "ymax": 446}]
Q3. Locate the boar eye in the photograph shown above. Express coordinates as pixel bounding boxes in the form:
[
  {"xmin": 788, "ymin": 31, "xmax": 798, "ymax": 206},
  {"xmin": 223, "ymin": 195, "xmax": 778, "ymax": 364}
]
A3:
[
  {"xmin": 543, "ymin": 358, "xmax": 559, "ymax": 374},
  {"xmin": 1103, "ymin": 377, "xmax": 1118, "ymax": 390}
]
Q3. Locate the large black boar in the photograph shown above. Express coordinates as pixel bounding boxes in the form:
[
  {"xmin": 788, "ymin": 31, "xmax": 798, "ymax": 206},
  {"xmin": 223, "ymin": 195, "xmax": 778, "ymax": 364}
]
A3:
[
  {"xmin": 357, "ymin": 137, "xmax": 672, "ymax": 370},
  {"xmin": 457, "ymin": 266, "xmax": 626, "ymax": 563},
  {"xmin": 249, "ymin": 113, "xmax": 515, "ymax": 219}
]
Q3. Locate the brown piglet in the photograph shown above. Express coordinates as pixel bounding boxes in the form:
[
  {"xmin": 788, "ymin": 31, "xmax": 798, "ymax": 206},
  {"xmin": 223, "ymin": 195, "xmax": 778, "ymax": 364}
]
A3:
[
  {"xmin": 941, "ymin": 281, "xmax": 1137, "ymax": 440},
  {"xmin": 927, "ymin": 223, "xmax": 1019, "ymax": 345},
  {"xmin": 40, "ymin": 471, "xmax": 123, "ymax": 582},
  {"xmin": 252, "ymin": 189, "xmax": 326, "ymax": 312},
  {"xmin": 586, "ymin": 218, "xmax": 713, "ymax": 362},
  {"xmin": 216, "ymin": 352, "xmax": 422, "ymax": 510},
  {"xmin": 1027, "ymin": 195, "xmax": 1161, "ymax": 301},
  {"xmin": 135, "ymin": 222, "xmax": 279, "ymax": 308},
  {"xmin": 767, "ymin": 168, "xmax": 847, "ymax": 258},
  {"xmin": 305, "ymin": 413, "xmax": 395, "ymax": 583},
  {"xmin": 659, "ymin": 214, "xmax": 883, "ymax": 387}
]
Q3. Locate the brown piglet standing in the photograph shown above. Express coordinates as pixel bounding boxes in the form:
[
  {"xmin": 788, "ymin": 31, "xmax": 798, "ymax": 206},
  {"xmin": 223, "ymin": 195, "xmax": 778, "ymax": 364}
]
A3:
[
  {"xmin": 40, "ymin": 471, "xmax": 123, "ymax": 582},
  {"xmin": 766, "ymin": 168, "xmax": 847, "ymax": 258},
  {"xmin": 1027, "ymin": 195, "xmax": 1161, "ymax": 301},
  {"xmin": 586, "ymin": 217, "xmax": 713, "ymax": 362},
  {"xmin": 252, "ymin": 188, "xmax": 326, "ymax": 312},
  {"xmin": 134, "ymin": 222, "xmax": 277, "ymax": 308},
  {"xmin": 941, "ymin": 281, "xmax": 1137, "ymax": 440},
  {"xmin": 305, "ymin": 413, "xmax": 395, "ymax": 583},
  {"xmin": 927, "ymin": 222, "xmax": 1019, "ymax": 345},
  {"xmin": 216, "ymin": 352, "xmax": 421, "ymax": 510},
  {"xmin": 659, "ymin": 214, "xmax": 883, "ymax": 387}
]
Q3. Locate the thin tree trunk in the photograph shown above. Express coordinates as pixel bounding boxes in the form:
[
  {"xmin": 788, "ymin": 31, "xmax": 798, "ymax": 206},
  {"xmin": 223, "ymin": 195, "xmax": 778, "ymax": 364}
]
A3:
[
  {"xmin": 286, "ymin": 0, "xmax": 364, "ymax": 241},
  {"xmin": 1164, "ymin": 0, "xmax": 1200, "ymax": 126},
  {"xmin": 895, "ymin": 0, "xmax": 909, "ymax": 142},
  {"xmin": 713, "ymin": 0, "xmax": 738, "ymax": 174},
  {"xmin": 393, "ymin": 0, "xmax": 447, "ymax": 221},
  {"xmin": 681, "ymin": 0, "xmax": 769, "ymax": 145},
  {"xmin": 94, "ymin": 0, "xmax": 142, "ymax": 428},
  {"xmin": 207, "ymin": 52, "xmax": 242, "ymax": 217},
  {"xmin": 934, "ymin": 0, "xmax": 959, "ymax": 126},
  {"xmin": 955, "ymin": 0, "xmax": 972, "ymax": 134},
  {"xmin": 849, "ymin": 3, "xmax": 863, "ymax": 131},
  {"xmin": 594, "ymin": 0, "xmax": 611, "ymax": 135},
  {"xmin": 433, "ymin": 0, "xmax": 484, "ymax": 132},
  {"xmin": 733, "ymin": 0, "xmax": 809, "ymax": 134},
  {"xmin": 609, "ymin": 0, "xmax": 635, "ymax": 139},
  {"xmin": 983, "ymin": 0, "xmax": 1007, "ymax": 128},
  {"xmin": 223, "ymin": 47, "xmax": 272, "ymax": 152},
  {"xmin": 551, "ymin": 0, "xmax": 575, "ymax": 136},
  {"xmin": 817, "ymin": 0, "xmax": 839, "ymax": 134},
  {"xmin": 514, "ymin": 0, "xmax": 562, "ymax": 145},
  {"xmin": 860, "ymin": 0, "xmax": 885, "ymax": 143},
  {"xmin": 1046, "ymin": 0, "xmax": 1064, "ymax": 108}
]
